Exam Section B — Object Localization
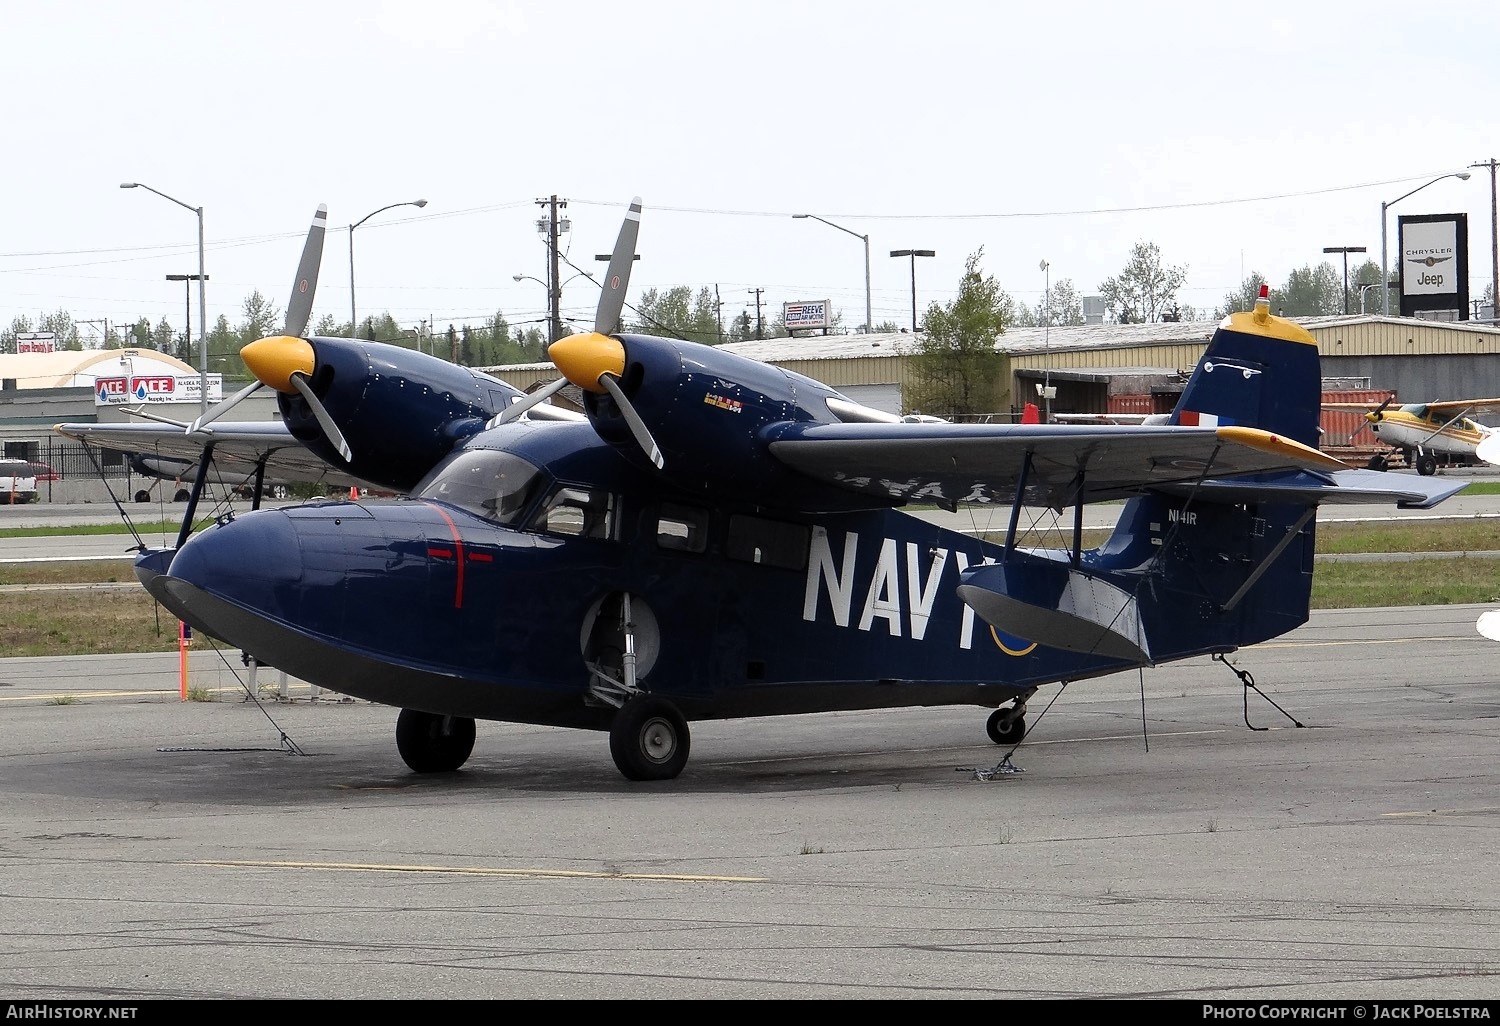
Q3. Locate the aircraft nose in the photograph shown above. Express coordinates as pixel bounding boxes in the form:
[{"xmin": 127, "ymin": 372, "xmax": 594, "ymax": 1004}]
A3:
[
  {"xmin": 150, "ymin": 510, "xmax": 305, "ymax": 632},
  {"xmin": 167, "ymin": 509, "xmax": 302, "ymax": 589}
]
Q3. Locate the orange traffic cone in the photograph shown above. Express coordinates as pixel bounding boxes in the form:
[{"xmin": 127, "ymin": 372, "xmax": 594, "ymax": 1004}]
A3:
[{"xmin": 349, "ymin": 486, "xmax": 360, "ymax": 500}]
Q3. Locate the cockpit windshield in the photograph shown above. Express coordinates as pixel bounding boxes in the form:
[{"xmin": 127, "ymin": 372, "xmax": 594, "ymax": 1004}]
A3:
[{"xmin": 414, "ymin": 449, "xmax": 546, "ymax": 525}]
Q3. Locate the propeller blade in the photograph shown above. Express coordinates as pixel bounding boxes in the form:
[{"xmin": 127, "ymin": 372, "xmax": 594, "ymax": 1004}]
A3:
[
  {"xmin": 595, "ymin": 197, "xmax": 642, "ymax": 336},
  {"xmin": 284, "ymin": 204, "xmax": 329, "ymax": 338},
  {"xmin": 188, "ymin": 380, "xmax": 264, "ymax": 433},
  {"xmin": 289, "ymin": 373, "xmax": 352, "ymax": 463},
  {"xmin": 1371, "ymin": 395, "xmax": 1394, "ymax": 420},
  {"xmin": 486, "ymin": 376, "xmax": 569, "ymax": 429},
  {"xmin": 598, "ymin": 373, "xmax": 663, "ymax": 470}
]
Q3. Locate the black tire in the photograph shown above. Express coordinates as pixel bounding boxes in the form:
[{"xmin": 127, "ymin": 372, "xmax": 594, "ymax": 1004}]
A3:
[
  {"xmin": 1416, "ymin": 453, "xmax": 1438, "ymax": 477},
  {"xmin": 609, "ymin": 696, "xmax": 690, "ymax": 781},
  {"xmin": 134, "ymin": 490, "xmax": 151, "ymax": 504},
  {"xmin": 173, "ymin": 488, "xmax": 191, "ymax": 502},
  {"xmin": 1366, "ymin": 454, "xmax": 1387, "ymax": 471},
  {"xmin": 395, "ymin": 708, "xmax": 476, "ymax": 773},
  {"xmin": 986, "ymin": 708, "xmax": 1026, "ymax": 745}
]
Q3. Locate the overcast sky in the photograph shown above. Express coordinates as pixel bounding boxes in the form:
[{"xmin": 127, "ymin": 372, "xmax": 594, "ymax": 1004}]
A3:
[{"xmin": 4, "ymin": 0, "xmax": 1499, "ymax": 347}]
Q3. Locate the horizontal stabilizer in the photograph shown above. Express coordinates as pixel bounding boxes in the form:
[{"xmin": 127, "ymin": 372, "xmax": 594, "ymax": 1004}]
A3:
[
  {"xmin": 957, "ymin": 557, "xmax": 1149, "ymax": 662},
  {"xmin": 1154, "ymin": 468, "xmax": 1467, "ymax": 510}
]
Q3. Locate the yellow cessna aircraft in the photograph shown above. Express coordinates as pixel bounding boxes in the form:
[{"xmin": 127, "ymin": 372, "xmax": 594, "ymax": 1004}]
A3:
[{"xmin": 1323, "ymin": 395, "xmax": 1500, "ymax": 475}]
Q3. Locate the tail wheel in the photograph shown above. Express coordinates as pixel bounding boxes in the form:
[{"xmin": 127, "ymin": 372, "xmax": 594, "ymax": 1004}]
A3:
[
  {"xmin": 395, "ymin": 708, "xmax": 476, "ymax": 773},
  {"xmin": 986, "ymin": 707, "xmax": 1026, "ymax": 745},
  {"xmin": 609, "ymin": 696, "xmax": 689, "ymax": 781}
]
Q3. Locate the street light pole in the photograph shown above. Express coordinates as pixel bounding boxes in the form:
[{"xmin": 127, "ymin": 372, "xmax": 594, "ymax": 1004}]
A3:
[
  {"xmin": 349, "ymin": 199, "xmax": 428, "ymax": 339},
  {"xmin": 889, "ymin": 249, "xmax": 935, "ymax": 332},
  {"xmin": 120, "ymin": 182, "xmax": 208, "ymax": 413},
  {"xmin": 1040, "ymin": 259, "xmax": 1052, "ymax": 422},
  {"xmin": 165, "ymin": 273, "xmax": 208, "ymax": 364},
  {"xmin": 1322, "ymin": 245, "xmax": 1367, "ymax": 315},
  {"xmin": 793, "ymin": 214, "xmax": 872, "ymax": 333},
  {"xmin": 1380, "ymin": 172, "xmax": 1471, "ymax": 316}
]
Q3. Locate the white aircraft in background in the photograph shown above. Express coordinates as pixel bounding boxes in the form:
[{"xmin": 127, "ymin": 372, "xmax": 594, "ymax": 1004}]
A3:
[{"xmin": 1322, "ymin": 396, "xmax": 1500, "ymax": 475}]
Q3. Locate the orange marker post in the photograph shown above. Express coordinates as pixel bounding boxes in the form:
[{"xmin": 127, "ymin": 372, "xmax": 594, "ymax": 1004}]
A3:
[{"xmin": 178, "ymin": 621, "xmax": 192, "ymax": 700}]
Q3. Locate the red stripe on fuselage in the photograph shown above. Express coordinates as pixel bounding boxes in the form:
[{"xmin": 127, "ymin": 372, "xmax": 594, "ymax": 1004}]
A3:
[{"xmin": 423, "ymin": 503, "xmax": 466, "ymax": 609}]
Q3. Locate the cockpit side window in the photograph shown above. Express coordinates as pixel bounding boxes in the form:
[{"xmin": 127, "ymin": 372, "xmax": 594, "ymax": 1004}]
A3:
[
  {"xmin": 656, "ymin": 502, "xmax": 709, "ymax": 553},
  {"xmin": 414, "ymin": 449, "xmax": 545, "ymax": 525},
  {"xmin": 529, "ymin": 485, "xmax": 617, "ymax": 540}
]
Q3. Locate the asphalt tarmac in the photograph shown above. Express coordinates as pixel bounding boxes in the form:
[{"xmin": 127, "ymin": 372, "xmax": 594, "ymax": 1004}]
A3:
[
  {"xmin": 1, "ymin": 603, "xmax": 1498, "ymax": 1001},
  {"xmin": 2, "ymin": 480, "xmax": 1499, "ymax": 1000}
]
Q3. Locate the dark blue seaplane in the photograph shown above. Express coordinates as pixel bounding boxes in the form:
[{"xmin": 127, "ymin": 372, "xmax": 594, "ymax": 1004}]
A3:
[{"xmin": 58, "ymin": 199, "xmax": 1465, "ymax": 781}]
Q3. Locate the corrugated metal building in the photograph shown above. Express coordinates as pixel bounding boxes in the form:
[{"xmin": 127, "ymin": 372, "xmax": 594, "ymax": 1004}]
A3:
[{"xmin": 485, "ymin": 314, "xmax": 1500, "ymax": 424}]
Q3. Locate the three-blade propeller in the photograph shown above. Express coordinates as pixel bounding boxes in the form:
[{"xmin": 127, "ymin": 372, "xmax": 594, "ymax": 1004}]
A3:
[
  {"xmin": 486, "ymin": 197, "xmax": 663, "ymax": 470},
  {"xmin": 187, "ymin": 205, "xmax": 352, "ymax": 463}
]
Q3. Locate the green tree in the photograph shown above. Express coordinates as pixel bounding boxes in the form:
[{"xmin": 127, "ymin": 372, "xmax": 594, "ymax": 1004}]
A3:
[
  {"xmin": 1277, "ymin": 263, "xmax": 1343, "ymax": 316},
  {"xmin": 312, "ymin": 314, "xmax": 348, "ymax": 336},
  {"xmin": 1099, "ymin": 242, "xmax": 1187, "ymax": 323},
  {"xmin": 724, "ymin": 310, "xmax": 756, "ymax": 343},
  {"xmin": 631, "ymin": 286, "xmax": 721, "ymax": 344},
  {"xmin": 1014, "ymin": 277, "xmax": 1085, "ymax": 328},
  {"xmin": 872, "ymin": 319, "xmax": 901, "ymax": 334},
  {"xmin": 150, "ymin": 317, "xmax": 177, "ymax": 357},
  {"xmin": 238, "ymin": 291, "xmax": 282, "ymax": 344},
  {"xmin": 38, "ymin": 310, "xmax": 83, "ymax": 350},
  {"xmin": 1216, "ymin": 273, "xmax": 1269, "ymax": 318},
  {"xmin": 904, "ymin": 248, "xmax": 1009, "ymax": 418}
]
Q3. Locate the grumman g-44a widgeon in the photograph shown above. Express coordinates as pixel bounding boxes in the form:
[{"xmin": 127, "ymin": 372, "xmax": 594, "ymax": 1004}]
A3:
[{"xmin": 58, "ymin": 200, "xmax": 1466, "ymax": 781}]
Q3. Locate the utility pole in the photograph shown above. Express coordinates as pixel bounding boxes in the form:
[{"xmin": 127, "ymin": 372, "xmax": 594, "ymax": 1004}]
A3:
[
  {"xmin": 536, "ymin": 196, "xmax": 568, "ymax": 344},
  {"xmin": 1471, "ymin": 158, "xmax": 1499, "ymax": 322},
  {"xmin": 748, "ymin": 288, "xmax": 765, "ymax": 340},
  {"xmin": 78, "ymin": 319, "xmax": 108, "ymax": 349},
  {"xmin": 714, "ymin": 284, "xmax": 724, "ymax": 343}
]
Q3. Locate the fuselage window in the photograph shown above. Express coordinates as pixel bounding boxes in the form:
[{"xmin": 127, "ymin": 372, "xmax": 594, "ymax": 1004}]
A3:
[
  {"xmin": 414, "ymin": 449, "xmax": 545, "ymax": 525},
  {"xmin": 725, "ymin": 514, "xmax": 808, "ymax": 570},
  {"xmin": 656, "ymin": 503, "xmax": 709, "ymax": 553},
  {"xmin": 531, "ymin": 486, "xmax": 617, "ymax": 540}
]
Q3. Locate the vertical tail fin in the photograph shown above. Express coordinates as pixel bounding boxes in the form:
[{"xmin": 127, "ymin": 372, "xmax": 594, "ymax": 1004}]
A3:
[
  {"xmin": 1099, "ymin": 287, "xmax": 1323, "ymax": 656},
  {"xmin": 1168, "ymin": 285, "xmax": 1322, "ymax": 448}
]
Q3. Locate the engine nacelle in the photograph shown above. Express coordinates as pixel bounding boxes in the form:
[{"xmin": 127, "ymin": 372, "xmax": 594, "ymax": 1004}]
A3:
[
  {"xmin": 284, "ymin": 337, "xmax": 525, "ymax": 492},
  {"xmin": 585, "ymin": 334, "xmax": 880, "ymax": 511}
]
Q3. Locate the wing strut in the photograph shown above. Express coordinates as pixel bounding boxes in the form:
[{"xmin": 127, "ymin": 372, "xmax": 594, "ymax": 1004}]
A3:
[
  {"xmin": 250, "ymin": 459, "xmax": 268, "ymax": 512},
  {"xmin": 176, "ymin": 442, "xmax": 216, "ymax": 550},
  {"xmin": 1004, "ymin": 452, "xmax": 1034, "ymax": 558}
]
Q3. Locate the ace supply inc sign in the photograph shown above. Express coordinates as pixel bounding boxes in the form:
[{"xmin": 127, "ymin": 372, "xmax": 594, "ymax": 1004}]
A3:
[{"xmin": 94, "ymin": 373, "xmax": 223, "ymax": 405}]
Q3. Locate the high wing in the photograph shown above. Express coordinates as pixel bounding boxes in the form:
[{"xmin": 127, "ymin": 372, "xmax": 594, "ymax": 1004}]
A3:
[
  {"xmin": 765, "ymin": 421, "xmax": 1346, "ymax": 509},
  {"xmin": 54, "ymin": 420, "xmax": 366, "ymax": 491},
  {"xmin": 1407, "ymin": 398, "xmax": 1500, "ymax": 415}
]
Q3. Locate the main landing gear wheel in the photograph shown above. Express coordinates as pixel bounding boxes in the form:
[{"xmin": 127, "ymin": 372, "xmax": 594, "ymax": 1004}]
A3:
[
  {"xmin": 134, "ymin": 490, "xmax": 151, "ymax": 503},
  {"xmin": 986, "ymin": 708, "xmax": 1026, "ymax": 745},
  {"xmin": 1415, "ymin": 453, "xmax": 1438, "ymax": 477},
  {"xmin": 173, "ymin": 488, "xmax": 191, "ymax": 502},
  {"xmin": 395, "ymin": 708, "xmax": 476, "ymax": 773},
  {"xmin": 609, "ymin": 696, "xmax": 690, "ymax": 781}
]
